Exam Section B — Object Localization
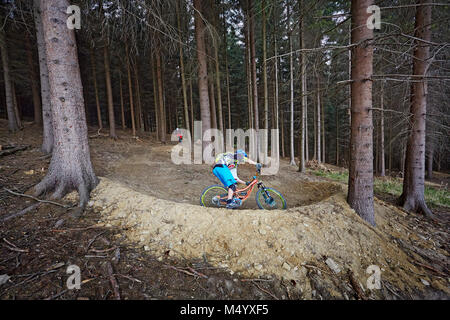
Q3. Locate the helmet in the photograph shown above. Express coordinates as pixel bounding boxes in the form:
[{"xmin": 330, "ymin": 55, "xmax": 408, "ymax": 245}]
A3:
[{"xmin": 235, "ymin": 149, "xmax": 248, "ymax": 161}]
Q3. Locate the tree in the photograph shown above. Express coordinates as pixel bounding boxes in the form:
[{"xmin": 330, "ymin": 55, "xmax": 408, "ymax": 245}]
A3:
[
  {"xmin": 104, "ymin": 42, "xmax": 117, "ymax": 139},
  {"xmin": 35, "ymin": 0, "xmax": 98, "ymax": 209},
  {"xmin": 347, "ymin": 0, "xmax": 375, "ymax": 226},
  {"xmin": 0, "ymin": 30, "xmax": 19, "ymax": 132},
  {"xmin": 33, "ymin": 0, "xmax": 53, "ymax": 153},
  {"xmin": 25, "ymin": 33, "xmax": 42, "ymax": 126},
  {"xmin": 399, "ymin": 0, "xmax": 433, "ymax": 217},
  {"xmin": 194, "ymin": 0, "xmax": 211, "ymax": 150}
]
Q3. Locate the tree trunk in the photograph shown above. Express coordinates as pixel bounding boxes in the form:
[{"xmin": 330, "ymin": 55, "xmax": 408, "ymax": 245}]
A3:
[
  {"xmin": 176, "ymin": 0, "xmax": 190, "ymax": 132},
  {"xmin": 209, "ymin": 79, "xmax": 218, "ymax": 129},
  {"xmin": 347, "ymin": 0, "xmax": 375, "ymax": 226},
  {"xmin": 0, "ymin": 30, "xmax": 19, "ymax": 132},
  {"xmin": 119, "ymin": 72, "xmax": 125, "ymax": 130},
  {"xmin": 156, "ymin": 49, "xmax": 166, "ymax": 142},
  {"xmin": 11, "ymin": 82, "xmax": 22, "ymax": 129},
  {"xmin": 249, "ymin": 0, "xmax": 259, "ymax": 135},
  {"xmin": 35, "ymin": 0, "xmax": 98, "ymax": 208},
  {"xmin": 151, "ymin": 55, "xmax": 159, "ymax": 139},
  {"xmin": 133, "ymin": 59, "xmax": 144, "ymax": 134},
  {"xmin": 194, "ymin": 0, "xmax": 211, "ymax": 150},
  {"xmin": 90, "ymin": 47, "xmax": 103, "ymax": 130},
  {"xmin": 125, "ymin": 43, "xmax": 136, "ymax": 137},
  {"xmin": 298, "ymin": 1, "xmax": 306, "ymax": 172},
  {"xmin": 399, "ymin": 0, "xmax": 433, "ymax": 217},
  {"xmin": 315, "ymin": 68, "xmax": 321, "ymax": 163},
  {"xmin": 262, "ymin": 0, "xmax": 269, "ymax": 162},
  {"xmin": 34, "ymin": 0, "xmax": 53, "ymax": 153},
  {"xmin": 379, "ymin": 81, "xmax": 385, "ymax": 176},
  {"xmin": 25, "ymin": 33, "xmax": 42, "ymax": 126},
  {"xmin": 336, "ymin": 106, "xmax": 339, "ymax": 166},
  {"xmin": 103, "ymin": 43, "xmax": 117, "ymax": 138},
  {"xmin": 289, "ymin": 29, "xmax": 296, "ymax": 166},
  {"xmin": 426, "ymin": 144, "xmax": 433, "ymax": 180}
]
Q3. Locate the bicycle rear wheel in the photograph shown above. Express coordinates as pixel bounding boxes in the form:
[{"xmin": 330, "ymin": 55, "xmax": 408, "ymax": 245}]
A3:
[
  {"xmin": 256, "ymin": 188, "xmax": 287, "ymax": 210},
  {"xmin": 200, "ymin": 185, "xmax": 228, "ymax": 207}
]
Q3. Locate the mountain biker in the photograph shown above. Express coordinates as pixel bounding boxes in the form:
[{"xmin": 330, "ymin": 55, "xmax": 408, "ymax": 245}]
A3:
[{"xmin": 212, "ymin": 150, "xmax": 261, "ymax": 209}]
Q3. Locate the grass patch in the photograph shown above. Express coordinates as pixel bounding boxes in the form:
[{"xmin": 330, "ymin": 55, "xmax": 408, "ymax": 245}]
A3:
[{"xmin": 311, "ymin": 169, "xmax": 450, "ymax": 208}]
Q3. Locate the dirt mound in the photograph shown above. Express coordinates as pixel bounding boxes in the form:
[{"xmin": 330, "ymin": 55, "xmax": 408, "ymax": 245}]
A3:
[{"xmin": 72, "ymin": 177, "xmax": 449, "ymax": 299}]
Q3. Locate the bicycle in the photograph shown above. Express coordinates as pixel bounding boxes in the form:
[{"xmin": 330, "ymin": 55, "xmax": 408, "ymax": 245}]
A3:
[{"xmin": 199, "ymin": 167, "xmax": 287, "ymax": 210}]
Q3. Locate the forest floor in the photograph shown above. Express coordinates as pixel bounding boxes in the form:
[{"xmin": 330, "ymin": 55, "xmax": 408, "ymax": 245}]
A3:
[{"xmin": 0, "ymin": 120, "xmax": 449, "ymax": 300}]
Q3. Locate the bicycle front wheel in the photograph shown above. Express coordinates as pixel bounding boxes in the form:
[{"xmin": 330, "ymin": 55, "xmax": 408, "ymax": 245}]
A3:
[
  {"xmin": 200, "ymin": 185, "xmax": 228, "ymax": 207},
  {"xmin": 256, "ymin": 188, "xmax": 287, "ymax": 210}
]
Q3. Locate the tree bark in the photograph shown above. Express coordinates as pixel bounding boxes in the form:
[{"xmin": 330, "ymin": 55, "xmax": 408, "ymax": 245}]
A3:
[
  {"xmin": 399, "ymin": 0, "xmax": 433, "ymax": 217},
  {"xmin": 249, "ymin": 0, "xmax": 259, "ymax": 135},
  {"xmin": 119, "ymin": 72, "xmax": 125, "ymax": 130},
  {"xmin": 125, "ymin": 43, "xmax": 136, "ymax": 137},
  {"xmin": 298, "ymin": 1, "xmax": 306, "ymax": 172},
  {"xmin": 0, "ymin": 30, "xmax": 19, "ymax": 132},
  {"xmin": 194, "ymin": 0, "xmax": 211, "ymax": 150},
  {"xmin": 379, "ymin": 81, "xmax": 385, "ymax": 176},
  {"xmin": 35, "ymin": 0, "xmax": 98, "ymax": 208},
  {"xmin": 34, "ymin": 0, "xmax": 53, "ymax": 153},
  {"xmin": 315, "ymin": 68, "xmax": 321, "ymax": 163},
  {"xmin": 347, "ymin": 0, "xmax": 375, "ymax": 226},
  {"xmin": 103, "ymin": 43, "xmax": 117, "ymax": 138},
  {"xmin": 176, "ymin": 0, "xmax": 190, "ymax": 132},
  {"xmin": 25, "ymin": 33, "xmax": 42, "ymax": 126},
  {"xmin": 155, "ymin": 49, "xmax": 166, "ymax": 142},
  {"xmin": 289, "ymin": 28, "xmax": 296, "ymax": 166},
  {"xmin": 90, "ymin": 47, "xmax": 103, "ymax": 130}
]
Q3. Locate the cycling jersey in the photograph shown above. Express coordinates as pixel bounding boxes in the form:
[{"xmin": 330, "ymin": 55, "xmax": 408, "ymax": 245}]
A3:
[{"xmin": 214, "ymin": 152, "xmax": 247, "ymax": 170}]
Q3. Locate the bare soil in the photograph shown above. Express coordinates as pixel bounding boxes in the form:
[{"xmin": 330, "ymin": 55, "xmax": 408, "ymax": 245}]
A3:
[{"xmin": 0, "ymin": 121, "xmax": 448, "ymax": 300}]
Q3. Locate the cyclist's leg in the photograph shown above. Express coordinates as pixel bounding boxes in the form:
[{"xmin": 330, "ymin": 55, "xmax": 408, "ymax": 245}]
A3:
[{"xmin": 213, "ymin": 167, "xmax": 237, "ymax": 204}]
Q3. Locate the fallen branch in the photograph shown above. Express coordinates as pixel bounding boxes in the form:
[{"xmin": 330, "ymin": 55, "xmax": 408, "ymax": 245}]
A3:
[
  {"xmin": 105, "ymin": 262, "xmax": 121, "ymax": 300},
  {"xmin": 3, "ymin": 188, "xmax": 70, "ymax": 208},
  {"xmin": 1, "ymin": 203, "xmax": 41, "ymax": 223},
  {"xmin": 348, "ymin": 271, "xmax": 367, "ymax": 300},
  {"xmin": 251, "ymin": 281, "xmax": 279, "ymax": 300},
  {"xmin": 0, "ymin": 145, "xmax": 29, "ymax": 157}
]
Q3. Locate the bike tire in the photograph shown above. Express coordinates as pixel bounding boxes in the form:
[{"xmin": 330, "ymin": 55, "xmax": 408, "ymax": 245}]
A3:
[
  {"xmin": 256, "ymin": 188, "xmax": 287, "ymax": 210},
  {"xmin": 200, "ymin": 185, "xmax": 228, "ymax": 207}
]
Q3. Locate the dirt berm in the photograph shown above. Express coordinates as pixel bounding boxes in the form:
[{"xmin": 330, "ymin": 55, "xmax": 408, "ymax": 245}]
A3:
[{"xmin": 77, "ymin": 177, "xmax": 449, "ymax": 299}]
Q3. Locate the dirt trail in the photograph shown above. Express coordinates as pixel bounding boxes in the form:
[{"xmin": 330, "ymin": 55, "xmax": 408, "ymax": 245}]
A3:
[{"xmin": 1, "ymin": 122, "xmax": 449, "ymax": 300}]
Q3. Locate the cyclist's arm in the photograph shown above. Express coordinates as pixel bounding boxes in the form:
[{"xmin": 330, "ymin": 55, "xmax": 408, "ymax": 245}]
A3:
[{"xmin": 247, "ymin": 159, "xmax": 258, "ymax": 165}]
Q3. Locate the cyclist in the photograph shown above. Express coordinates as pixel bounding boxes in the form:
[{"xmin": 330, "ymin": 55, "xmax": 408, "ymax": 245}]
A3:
[{"xmin": 212, "ymin": 150, "xmax": 261, "ymax": 209}]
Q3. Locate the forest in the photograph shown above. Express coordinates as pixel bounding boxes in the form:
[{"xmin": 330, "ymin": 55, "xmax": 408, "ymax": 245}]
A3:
[{"xmin": 0, "ymin": 0, "xmax": 449, "ymax": 302}]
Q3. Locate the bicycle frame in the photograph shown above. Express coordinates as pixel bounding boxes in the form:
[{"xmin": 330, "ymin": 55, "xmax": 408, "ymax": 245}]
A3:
[{"xmin": 217, "ymin": 173, "xmax": 263, "ymax": 205}]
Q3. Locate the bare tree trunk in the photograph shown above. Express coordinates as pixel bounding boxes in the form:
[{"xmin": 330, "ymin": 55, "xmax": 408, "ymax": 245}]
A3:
[
  {"xmin": 298, "ymin": 1, "xmax": 306, "ymax": 172},
  {"xmin": 133, "ymin": 59, "xmax": 144, "ymax": 134},
  {"xmin": 321, "ymin": 90, "xmax": 325, "ymax": 163},
  {"xmin": 0, "ymin": 30, "xmax": 19, "ymax": 132},
  {"xmin": 379, "ymin": 81, "xmax": 385, "ymax": 176},
  {"xmin": 336, "ymin": 106, "xmax": 339, "ymax": 166},
  {"xmin": 176, "ymin": 0, "xmax": 190, "ymax": 132},
  {"xmin": 156, "ymin": 49, "xmax": 166, "ymax": 142},
  {"xmin": 212, "ymin": 2, "xmax": 224, "ymax": 135},
  {"xmin": 35, "ymin": 0, "xmax": 98, "ymax": 208},
  {"xmin": 125, "ymin": 43, "xmax": 136, "ymax": 137},
  {"xmin": 262, "ymin": 0, "xmax": 269, "ymax": 161},
  {"xmin": 90, "ymin": 47, "xmax": 103, "ymax": 130},
  {"xmin": 104, "ymin": 43, "xmax": 117, "ymax": 138},
  {"xmin": 347, "ymin": 0, "xmax": 375, "ymax": 226},
  {"xmin": 315, "ymin": 68, "xmax": 321, "ymax": 163},
  {"xmin": 25, "ymin": 33, "xmax": 42, "ymax": 126},
  {"xmin": 426, "ymin": 144, "xmax": 433, "ymax": 179},
  {"xmin": 151, "ymin": 55, "xmax": 159, "ymax": 139},
  {"xmin": 194, "ymin": 0, "xmax": 211, "ymax": 150},
  {"xmin": 399, "ymin": 0, "xmax": 433, "ymax": 217},
  {"xmin": 119, "ymin": 72, "xmax": 125, "ymax": 130},
  {"xmin": 12, "ymin": 82, "xmax": 22, "ymax": 129},
  {"xmin": 289, "ymin": 29, "xmax": 296, "ymax": 166},
  {"xmin": 249, "ymin": 0, "xmax": 259, "ymax": 135},
  {"xmin": 34, "ymin": 0, "xmax": 53, "ymax": 153}
]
